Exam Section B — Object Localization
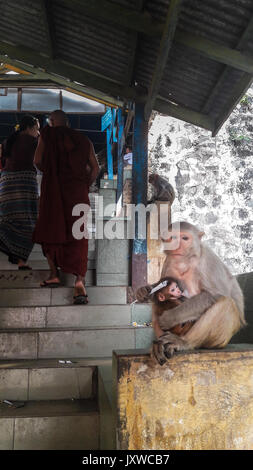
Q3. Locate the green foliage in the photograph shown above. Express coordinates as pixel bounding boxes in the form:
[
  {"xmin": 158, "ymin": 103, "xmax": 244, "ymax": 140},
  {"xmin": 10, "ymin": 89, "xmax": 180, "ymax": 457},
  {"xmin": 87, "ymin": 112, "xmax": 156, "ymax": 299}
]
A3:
[
  {"xmin": 240, "ymin": 95, "xmax": 250, "ymax": 106},
  {"xmin": 228, "ymin": 126, "xmax": 252, "ymax": 144}
]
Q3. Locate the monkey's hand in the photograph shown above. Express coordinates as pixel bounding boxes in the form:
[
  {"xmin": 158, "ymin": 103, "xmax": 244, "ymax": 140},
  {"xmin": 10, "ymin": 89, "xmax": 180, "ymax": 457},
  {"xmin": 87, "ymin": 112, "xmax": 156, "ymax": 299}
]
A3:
[
  {"xmin": 151, "ymin": 332, "xmax": 189, "ymax": 365},
  {"xmin": 135, "ymin": 285, "xmax": 152, "ymax": 302},
  {"xmin": 147, "ymin": 199, "xmax": 155, "ymax": 205},
  {"xmin": 159, "ymin": 291, "xmax": 217, "ymax": 330}
]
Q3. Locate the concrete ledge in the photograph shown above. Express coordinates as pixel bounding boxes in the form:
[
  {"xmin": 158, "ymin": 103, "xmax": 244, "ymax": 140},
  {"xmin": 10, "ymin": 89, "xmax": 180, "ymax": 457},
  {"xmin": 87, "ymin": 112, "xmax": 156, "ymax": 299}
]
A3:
[{"xmin": 113, "ymin": 345, "xmax": 253, "ymax": 450}]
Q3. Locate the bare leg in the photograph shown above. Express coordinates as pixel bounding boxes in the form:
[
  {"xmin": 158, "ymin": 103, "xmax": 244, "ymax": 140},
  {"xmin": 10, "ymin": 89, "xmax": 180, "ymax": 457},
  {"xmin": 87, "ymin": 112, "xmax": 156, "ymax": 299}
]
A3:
[
  {"xmin": 183, "ymin": 296, "xmax": 242, "ymax": 349},
  {"xmin": 73, "ymin": 275, "xmax": 88, "ymax": 304},
  {"xmin": 40, "ymin": 254, "xmax": 60, "ymax": 286},
  {"xmin": 74, "ymin": 275, "xmax": 87, "ymax": 295},
  {"xmin": 18, "ymin": 259, "xmax": 32, "ymax": 270}
]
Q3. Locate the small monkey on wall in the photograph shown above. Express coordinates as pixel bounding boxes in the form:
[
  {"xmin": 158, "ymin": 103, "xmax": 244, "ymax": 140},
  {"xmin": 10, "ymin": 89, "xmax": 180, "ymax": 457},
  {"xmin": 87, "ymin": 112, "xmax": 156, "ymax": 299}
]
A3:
[{"xmin": 148, "ymin": 173, "xmax": 175, "ymax": 205}]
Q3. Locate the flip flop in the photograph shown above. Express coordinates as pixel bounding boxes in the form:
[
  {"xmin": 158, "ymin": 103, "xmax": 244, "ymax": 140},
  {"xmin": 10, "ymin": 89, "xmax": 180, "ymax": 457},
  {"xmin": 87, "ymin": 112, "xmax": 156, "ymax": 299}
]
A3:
[
  {"xmin": 73, "ymin": 294, "xmax": 88, "ymax": 305},
  {"xmin": 18, "ymin": 266, "xmax": 32, "ymax": 271},
  {"xmin": 40, "ymin": 280, "xmax": 61, "ymax": 288}
]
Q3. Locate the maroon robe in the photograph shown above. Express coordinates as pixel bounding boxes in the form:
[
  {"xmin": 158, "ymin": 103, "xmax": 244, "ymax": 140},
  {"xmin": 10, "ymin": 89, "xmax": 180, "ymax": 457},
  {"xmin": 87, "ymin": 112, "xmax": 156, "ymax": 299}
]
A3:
[{"xmin": 33, "ymin": 126, "xmax": 92, "ymax": 277}]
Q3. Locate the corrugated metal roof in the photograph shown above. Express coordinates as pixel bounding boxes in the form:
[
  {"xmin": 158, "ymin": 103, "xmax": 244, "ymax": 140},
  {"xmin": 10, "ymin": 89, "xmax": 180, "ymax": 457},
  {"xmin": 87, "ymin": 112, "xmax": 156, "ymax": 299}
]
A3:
[
  {"xmin": 1, "ymin": 0, "xmax": 48, "ymax": 51},
  {"xmin": 179, "ymin": 0, "xmax": 252, "ymax": 47},
  {"xmin": 52, "ymin": 1, "xmax": 131, "ymax": 83},
  {"xmin": 0, "ymin": 0, "xmax": 253, "ymax": 134}
]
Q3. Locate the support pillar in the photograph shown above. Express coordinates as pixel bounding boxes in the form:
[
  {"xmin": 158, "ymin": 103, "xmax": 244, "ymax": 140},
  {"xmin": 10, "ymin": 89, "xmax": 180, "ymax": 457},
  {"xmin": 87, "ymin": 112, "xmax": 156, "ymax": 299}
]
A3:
[
  {"xmin": 131, "ymin": 102, "xmax": 148, "ymax": 291},
  {"xmin": 116, "ymin": 108, "xmax": 124, "ymax": 213}
]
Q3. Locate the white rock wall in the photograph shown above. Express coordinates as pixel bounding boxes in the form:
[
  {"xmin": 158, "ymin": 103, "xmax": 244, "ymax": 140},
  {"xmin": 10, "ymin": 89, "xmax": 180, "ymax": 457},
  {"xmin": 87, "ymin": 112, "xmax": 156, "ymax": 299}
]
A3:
[{"xmin": 148, "ymin": 91, "xmax": 253, "ymax": 275}]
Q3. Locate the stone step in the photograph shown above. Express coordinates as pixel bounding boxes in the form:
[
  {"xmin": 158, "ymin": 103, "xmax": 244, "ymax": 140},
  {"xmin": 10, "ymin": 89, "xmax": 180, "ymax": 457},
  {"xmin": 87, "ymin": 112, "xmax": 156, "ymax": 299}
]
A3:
[
  {"xmin": 0, "ymin": 269, "xmax": 95, "ymax": 288},
  {"xmin": 0, "ymin": 239, "xmax": 96, "ymax": 255},
  {"xmin": 0, "ymin": 257, "xmax": 96, "ymax": 270},
  {"xmin": 0, "ymin": 325, "xmax": 154, "ymax": 359},
  {"xmin": 26, "ymin": 251, "xmax": 96, "ymax": 261},
  {"xmin": 0, "ymin": 357, "xmax": 111, "ymax": 401},
  {"xmin": 0, "ymin": 362, "xmax": 94, "ymax": 401},
  {"xmin": 0, "ymin": 286, "xmax": 127, "ymax": 307},
  {"xmin": 0, "ymin": 398, "xmax": 99, "ymax": 450},
  {"xmin": 0, "ymin": 304, "xmax": 152, "ymax": 329}
]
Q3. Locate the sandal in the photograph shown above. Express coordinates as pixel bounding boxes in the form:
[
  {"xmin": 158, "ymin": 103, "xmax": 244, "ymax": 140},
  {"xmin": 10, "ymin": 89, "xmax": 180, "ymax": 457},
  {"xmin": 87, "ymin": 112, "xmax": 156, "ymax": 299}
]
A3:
[
  {"xmin": 18, "ymin": 265, "xmax": 32, "ymax": 271},
  {"xmin": 73, "ymin": 282, "xmax": 88, "ymax": 305},
  {"xmin": 73, "ymin": 294, "xmax": 89, "ymax": 305},
  {"xmin": 40, "ymin": 279, "xmax": 61, "ymax": 288}
]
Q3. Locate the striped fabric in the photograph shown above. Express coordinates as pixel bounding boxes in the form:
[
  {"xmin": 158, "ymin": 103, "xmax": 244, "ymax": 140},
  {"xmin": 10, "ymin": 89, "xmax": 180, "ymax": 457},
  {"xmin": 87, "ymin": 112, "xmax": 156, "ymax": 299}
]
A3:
[{"xmin": 0, "ymin": 170, "xmax": 38, "ymax": 263}]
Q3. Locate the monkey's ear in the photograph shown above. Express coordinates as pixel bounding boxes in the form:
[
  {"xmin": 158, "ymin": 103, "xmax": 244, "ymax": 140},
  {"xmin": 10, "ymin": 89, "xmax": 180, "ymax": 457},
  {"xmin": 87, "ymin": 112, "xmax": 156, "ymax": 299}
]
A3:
[
  {"xmin": 157, "ymin": 292, "xmax": 165, "ymax": 302},
  {"xmin": 198, "ymin": 231, "xmax": 205, "ymax": 239}
]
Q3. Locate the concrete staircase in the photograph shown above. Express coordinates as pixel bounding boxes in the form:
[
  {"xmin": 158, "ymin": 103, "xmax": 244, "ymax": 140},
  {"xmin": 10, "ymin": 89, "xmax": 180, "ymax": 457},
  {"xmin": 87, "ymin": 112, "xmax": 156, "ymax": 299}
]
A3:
[{"xmin": 0, "ymin": 237, "xmax": 153, "ymax": 449}]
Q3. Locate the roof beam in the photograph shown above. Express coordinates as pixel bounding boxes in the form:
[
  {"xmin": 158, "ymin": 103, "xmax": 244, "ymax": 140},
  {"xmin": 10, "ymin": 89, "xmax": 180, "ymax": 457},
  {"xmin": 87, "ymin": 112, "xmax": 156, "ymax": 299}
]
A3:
[
  {"xmin": 0, "ymin": 53, "xmax": 125, "ymax": 108},
  {"xmin": 0, "ymin": 53, "xmax": 215, "ymax": 132},
  {"xmin": 124, "ymin": 0, "xmax": 146, "ymax": 87},
  {"xmin": 212, "ymin": 73, "xmax": 253, "ymax": 136},
  {"xmin": 174, "ymin": 31, "xmax": 253, "ymax": 74},
  {"xmin": 0, "ymin": 41, "xmax": 141, "ymax": 104},
  {"xmin": 0, "ymin": 75, "xmax": 45, "ymax": 82},
  {"xmin": 144, "ymin": 0, "xmax": 182, "ymax": 120},
  {"xmin": 155, "ymin": 97, "xmax": 215, "ymax": 133},
  {"xmin": 202, "ymin": 15, "xmax": 253, "ymax": 116},
  {"xmin": 39, "ymin": 0, "xmax": 56, "ymax": 59}
]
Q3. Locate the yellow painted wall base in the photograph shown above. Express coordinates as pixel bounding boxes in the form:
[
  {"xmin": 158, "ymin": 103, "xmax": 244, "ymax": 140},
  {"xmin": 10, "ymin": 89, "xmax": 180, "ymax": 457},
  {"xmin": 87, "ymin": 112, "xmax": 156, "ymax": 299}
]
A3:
[{"xmin": 113, "ymin": 346, "xmax": 253, "ymax": 450}]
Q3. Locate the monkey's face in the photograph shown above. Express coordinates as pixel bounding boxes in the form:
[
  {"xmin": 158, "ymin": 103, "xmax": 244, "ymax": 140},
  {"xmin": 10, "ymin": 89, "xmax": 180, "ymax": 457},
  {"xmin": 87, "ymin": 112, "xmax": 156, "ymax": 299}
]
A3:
[
  {"xmin": 157, "ymin": 283, "xmax": 182, "ymax": 302},
  {"xmin": 148, "ymin": 174, "xmax": 155, "ymax": 184},
  {"xmin": 163, "ymin": 230, "xmax": 194, "ymax": 255},
  {"xmin": 166, "ymin": 282, "xmax": 183, "ymax": 298}
]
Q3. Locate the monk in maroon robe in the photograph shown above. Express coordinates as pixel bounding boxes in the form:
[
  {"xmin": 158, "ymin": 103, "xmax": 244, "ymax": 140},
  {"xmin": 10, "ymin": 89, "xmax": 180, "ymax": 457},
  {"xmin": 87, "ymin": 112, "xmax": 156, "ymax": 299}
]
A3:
[{"xmin": 33, "ymin": 110, "xmax": 99, "ymax": 304}]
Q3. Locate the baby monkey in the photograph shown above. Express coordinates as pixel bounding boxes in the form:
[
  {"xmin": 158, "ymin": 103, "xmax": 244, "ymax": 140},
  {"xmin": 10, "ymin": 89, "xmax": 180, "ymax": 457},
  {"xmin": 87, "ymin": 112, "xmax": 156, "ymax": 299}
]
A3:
[
  {"xmin": 150, "ymin": 277, "xmax": 195, "ymax": 339},
  {"xmin": 149, "ymin": 276, "xmax": 219, "ymax": 364}
]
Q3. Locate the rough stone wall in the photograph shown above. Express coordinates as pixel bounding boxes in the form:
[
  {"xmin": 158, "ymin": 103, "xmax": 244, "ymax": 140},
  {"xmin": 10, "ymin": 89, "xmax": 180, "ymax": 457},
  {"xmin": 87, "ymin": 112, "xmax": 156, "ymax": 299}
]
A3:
[{"xmin": 148, "ymin": 89, "xmax": 253, "ymax": 275}]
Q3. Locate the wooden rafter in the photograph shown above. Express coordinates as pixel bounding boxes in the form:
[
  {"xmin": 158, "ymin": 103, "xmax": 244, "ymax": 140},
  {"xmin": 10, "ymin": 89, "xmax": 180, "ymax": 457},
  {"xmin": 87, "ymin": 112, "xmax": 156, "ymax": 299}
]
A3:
[
  {"xmin": 0, "ymin": 49, "xmax": 216, "ymax": 131},
  {"xmin": 202, "ymin": 15, "xmax": 253, "ymax": 134},
  {"xmin": 155, "ymin": 98, "xmax": 215, "ymax": 133},
  {"xmin": 0, "ymin": 54, "xmax": 124, "ymax": 108},
  {"xmin": 39, "ymin": 0, "xmax": 56, "ymax": 59},
  {"xmin": 2, "ymin": 64, "xmax": 31, "ymax": 75},
  {"xmin": 0, "ymin": 78, "xmax": 54, "ymax": 87},
  {"xmin": 0, "ymin": 41, "xmax": 138, "ymax": 104},
  {"xmin": 174, "ymin": 31, "xmax": 253, "ymax": 75},
  {"xmin": 212, "ymin": 73, "xmax": 253, "ymax": 137},
  {"xmin": 144, "ymin": 0, "xmax": 182, "ymax": 120},
  {"xmin": 125, "ymin": 0, "xmax": 146, "ymax": 87}
]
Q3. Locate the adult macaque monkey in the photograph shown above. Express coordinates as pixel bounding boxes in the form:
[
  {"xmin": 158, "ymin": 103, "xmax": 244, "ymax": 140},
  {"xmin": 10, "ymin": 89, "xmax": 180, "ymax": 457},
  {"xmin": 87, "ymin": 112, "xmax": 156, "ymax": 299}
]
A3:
[{"xmin": 136, "ymin": 221, "xmax": 245, "ymax": 365}]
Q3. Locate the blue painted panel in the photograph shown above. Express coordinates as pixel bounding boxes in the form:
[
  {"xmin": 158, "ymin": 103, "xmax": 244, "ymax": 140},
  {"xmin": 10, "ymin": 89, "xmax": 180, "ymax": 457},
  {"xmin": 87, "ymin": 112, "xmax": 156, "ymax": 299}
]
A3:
[
  {"xmin": 107, "ymin": 124, "xmax": 113, "ymax": 180},
  {"xmin": 112, "ymin": 108, "xmax": 117, "ymax": 143},
  {"xmin": 133, "ymin": 238, "xmax": 147, "ymax": 255},
  {"xmin": 101, "ymin": 108, "xmax": 112, "ymax": 131},
  {"xmin": 116, "ymin": 108, "xmax": 125, "ymax": 206}
]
